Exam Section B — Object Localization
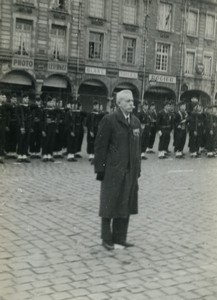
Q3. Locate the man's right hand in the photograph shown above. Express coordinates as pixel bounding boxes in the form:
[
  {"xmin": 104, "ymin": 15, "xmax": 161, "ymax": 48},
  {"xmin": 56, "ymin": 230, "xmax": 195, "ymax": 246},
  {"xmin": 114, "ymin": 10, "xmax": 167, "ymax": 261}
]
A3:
[{"xmin": 96, "ymin": 172, "xmax": 105, "ymax": 181}]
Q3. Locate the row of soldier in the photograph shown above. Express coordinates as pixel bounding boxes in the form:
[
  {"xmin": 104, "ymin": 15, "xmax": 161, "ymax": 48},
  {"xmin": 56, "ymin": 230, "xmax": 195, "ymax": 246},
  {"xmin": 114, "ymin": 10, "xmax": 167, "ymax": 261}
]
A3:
[
  {"xmin": 137, "ymin": 98, "xmax": 217, "ymax": 159},
  {"xmin": 0, "ymin": 93, "xmax": 106, "ymax": 164},
  {"xmin": 1, "ymin": 93, "xmax": 217, "ymax": 164}
]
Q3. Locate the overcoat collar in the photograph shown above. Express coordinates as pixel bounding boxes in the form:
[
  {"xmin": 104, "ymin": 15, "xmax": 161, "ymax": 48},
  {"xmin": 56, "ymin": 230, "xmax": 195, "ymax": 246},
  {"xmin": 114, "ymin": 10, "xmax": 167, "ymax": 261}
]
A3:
[{"xmin": 115, "ymin": 108, "xmax": 131, "ymax": 127}]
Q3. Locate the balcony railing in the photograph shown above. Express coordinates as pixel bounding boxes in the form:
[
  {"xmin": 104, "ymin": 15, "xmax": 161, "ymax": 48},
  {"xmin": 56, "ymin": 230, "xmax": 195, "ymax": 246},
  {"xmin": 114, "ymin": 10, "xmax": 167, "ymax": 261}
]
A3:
[{"xmin": 15, "ymin": 0, "xmax": 35, "ymax": 6}]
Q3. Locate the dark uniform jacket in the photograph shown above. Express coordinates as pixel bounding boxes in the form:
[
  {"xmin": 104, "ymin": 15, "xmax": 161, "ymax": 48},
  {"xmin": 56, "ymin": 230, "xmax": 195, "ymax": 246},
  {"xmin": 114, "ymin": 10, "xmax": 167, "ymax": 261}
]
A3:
[
  {"xmin": 0, "ymin": 104, "xmax": 7, "ymax": 127},
  {"xmin": 16, "ymin": 104, "xmax": 32, "ymax": 130},
  {"xmin": 157, "ymin": 109, "xmax": 171, "ymax": 132},
  {"xmin": 94, "ymin": 108, "xmax": 141, "ymax": 218}
]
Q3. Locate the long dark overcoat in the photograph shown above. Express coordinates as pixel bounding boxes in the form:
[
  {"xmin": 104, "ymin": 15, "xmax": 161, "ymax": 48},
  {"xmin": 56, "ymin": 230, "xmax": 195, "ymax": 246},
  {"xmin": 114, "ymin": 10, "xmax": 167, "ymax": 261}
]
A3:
[{"xmin": 94, "ymin": 108, "xmax": 141, "ymax": 218}]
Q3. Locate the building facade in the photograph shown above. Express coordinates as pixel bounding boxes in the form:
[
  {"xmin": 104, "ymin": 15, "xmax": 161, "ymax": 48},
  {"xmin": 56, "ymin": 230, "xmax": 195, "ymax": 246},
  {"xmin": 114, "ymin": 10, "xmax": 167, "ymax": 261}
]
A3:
[{"xmin": 0, "ymin": 0, "xmax": 217, "ymax": 110}]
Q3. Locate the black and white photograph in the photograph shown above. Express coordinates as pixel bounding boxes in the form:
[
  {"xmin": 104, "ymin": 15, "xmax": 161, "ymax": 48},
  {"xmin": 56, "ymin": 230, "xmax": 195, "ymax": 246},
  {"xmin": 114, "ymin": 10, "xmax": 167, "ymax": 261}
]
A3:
[{"xmin": 1, "ymin": 0, "xmax": 217, "ymax": 299}]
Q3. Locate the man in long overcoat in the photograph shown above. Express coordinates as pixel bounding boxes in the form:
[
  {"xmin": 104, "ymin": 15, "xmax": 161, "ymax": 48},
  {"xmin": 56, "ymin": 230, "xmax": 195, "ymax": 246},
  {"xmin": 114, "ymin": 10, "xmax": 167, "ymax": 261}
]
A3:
[{"xmin": 94, "ymin": 90, "xmax": 141, "ymax": 250}]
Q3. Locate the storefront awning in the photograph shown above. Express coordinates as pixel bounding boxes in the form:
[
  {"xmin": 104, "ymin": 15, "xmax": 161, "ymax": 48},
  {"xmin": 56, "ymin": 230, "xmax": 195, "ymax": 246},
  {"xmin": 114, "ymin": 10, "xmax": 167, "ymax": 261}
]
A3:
[
  {"xmin": 1, "ymin": 72, "xmax": 32, "ymax": 86},
  {"xmin": 43, "ymin": 76, "xmax": 67, "ymax": 88}
]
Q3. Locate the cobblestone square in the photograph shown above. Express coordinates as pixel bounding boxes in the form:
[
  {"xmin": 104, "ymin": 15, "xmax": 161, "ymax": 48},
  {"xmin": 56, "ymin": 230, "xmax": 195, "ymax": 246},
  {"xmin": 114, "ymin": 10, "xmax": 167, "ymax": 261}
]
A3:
[{"xmin": 1, "ymin": 142, "xmax": 217, "ymax": 300}]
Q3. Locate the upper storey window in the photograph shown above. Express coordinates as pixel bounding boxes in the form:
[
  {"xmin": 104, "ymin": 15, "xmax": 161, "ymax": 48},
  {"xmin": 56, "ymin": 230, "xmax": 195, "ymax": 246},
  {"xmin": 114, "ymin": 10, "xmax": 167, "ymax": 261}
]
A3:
[
  {"xmin": 89, "ymin": 0, "xmax": 104, "ymax": 18},
  {"xmin": 187, "ymin": 9, "xmax": 199, "ymax": 37},
  {"xmin": 205, "ymin": 13, "xmax": 216, "ymax": 40},
  {"xmin": 14, "ymin": 19, "xmax": 32, "ymax": 57},
  {"xmin": 50, "ymin": 0, "xmax": 68, "ymax": 12},
  {"xmin": 89, "ymin": 32, "xmax": 104, "ymax": 60},
  {"xmin": 158, "ymin": 2, "xmax": 172, "ymax": 32},
  {"xmin": 123, "ymin": 0, "xmax": 138, "ymax": 25},
  {"xmin": 156, "ymin": 43, "xmax": 170, "ymax": 72},
  {"xmin": 50, "ymin": 25, "xmax": 67, "ymax": 61}
]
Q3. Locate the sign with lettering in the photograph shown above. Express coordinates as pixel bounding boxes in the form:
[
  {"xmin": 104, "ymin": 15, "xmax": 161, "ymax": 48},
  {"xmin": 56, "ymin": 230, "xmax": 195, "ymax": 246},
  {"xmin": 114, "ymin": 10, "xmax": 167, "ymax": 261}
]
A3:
[
  {"xmin": 48, "ymin": 61, "xmax": 68, "ymax": 73},
  {"xmin": 12, "ymin": 57, "xmax": 34, "ymax": 70},
  {"xmin": 119, "ymin": 71, "xmax": 138, "ymax": 79},
  {"xmin": 85, "ymin": 67, "xmax": 106, "ymax": 75},
  {"xmin": 149, "ymin": 74, "xmax": 176, "ymax": 84}
]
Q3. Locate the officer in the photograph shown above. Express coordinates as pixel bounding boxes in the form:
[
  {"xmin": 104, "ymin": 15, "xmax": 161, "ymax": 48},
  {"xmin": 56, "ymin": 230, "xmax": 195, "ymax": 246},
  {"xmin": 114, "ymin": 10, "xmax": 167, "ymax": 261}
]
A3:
[
  {"xmin": 146, "ymin": 102, "xmax": 157, "ymax": 153},
  {"xmin": 86, "ymin": 100, "xmax": 100, "ymax": 163},
  {"xmin": 0, "ymin": 93, "xmax": 7, "ymax": 163},
  {"xmin": 5, "ymin": 94, "xmax": 18, "ymax": 158},
  {"xmin": 41, "ymin": 97, "xmax": 58, "ymax": 162},
  {"xmin": 16, "ymin": 95, "xmax": 32, "ymax": 163},
  {"xmin": 157, "ymin": 100, "xmax": 172, "ymax": 159},
  {"xmin": 174, "ymin": 101, "xmax": 188, "ymax": 158},
  {"xmin": 29, "ymin": 96, "xmax": 43, "ymax": 158},
  {"xmin": 138, "ymin": 101, "xmax": 150, "ymax": 160}
]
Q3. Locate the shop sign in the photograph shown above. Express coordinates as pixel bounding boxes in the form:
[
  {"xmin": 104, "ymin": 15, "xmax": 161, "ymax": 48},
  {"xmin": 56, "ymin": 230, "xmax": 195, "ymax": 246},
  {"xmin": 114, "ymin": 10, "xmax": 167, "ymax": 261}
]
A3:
[
  {"xmin": 119, "ymin": 71, "xmax": 138, "ymax": 79},
  {"xmin": 12, "ymin": 57, "xmax": 34, "ymax": 70},
  {"xmin": 48, "ymin": 61, "xmax": 68, "ymax": 73},
  {"xmin": 149, "ymin": 74, "xmax": 176, "ymax": 84},
  {"xmin": 85, "ymin": 67, "xmax": 106, "ymax": 75}
]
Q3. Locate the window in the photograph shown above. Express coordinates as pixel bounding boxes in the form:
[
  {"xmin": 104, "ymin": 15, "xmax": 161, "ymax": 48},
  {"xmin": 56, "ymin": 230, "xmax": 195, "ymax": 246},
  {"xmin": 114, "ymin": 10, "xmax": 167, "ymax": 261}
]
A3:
[
  {"xmin": 50, "ymin": 0, "xmax": 68, "ymax": 11},
  {"xmin": 185, "ymin": 51, "xmax": 195, "ymax": 75},
  {"xmin": 158, "ymin": 2, "xmax": 172, "ymax": 32},
  {"xmin": 89, "ymin": 32, "xmax": 104, "ymax": 60},
  {"xmin": 156, "ymin": 43, "xmax": 170, "ymax": 72},
  {"xmin": 203, "ymin": 54, "xmax": 212, "ymax": 77},
  {"xmin": 14, "ymin": 19, "xmax": 32, "ymax": 56},
  {"xmin": 205, "ymin": 14, "xmax": 216, "ymax": 40},
  {"xmin": 50, "ymin": 25, "xmax": 66, "ymax": 61},
  {"xmin": 122, "ymin": 37, "xmax": 136, "ymax": 64},
  {"xmin": 89, "ymin": 0, "xmax": 104, "ymax": 18},
  {"xmin": 123, "ymin": 0, "xmax": 137, "ymax": 25},
  {"xmin": 187, "ymin": 10, "xmax": 199, "ymax": 36}
]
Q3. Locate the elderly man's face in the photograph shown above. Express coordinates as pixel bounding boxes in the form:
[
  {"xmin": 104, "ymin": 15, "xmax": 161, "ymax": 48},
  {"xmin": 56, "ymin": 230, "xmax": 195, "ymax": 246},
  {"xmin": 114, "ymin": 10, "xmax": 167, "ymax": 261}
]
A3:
[{"xmin": 119, "ymin": 95, "xmax": 134, "ymax": 114}]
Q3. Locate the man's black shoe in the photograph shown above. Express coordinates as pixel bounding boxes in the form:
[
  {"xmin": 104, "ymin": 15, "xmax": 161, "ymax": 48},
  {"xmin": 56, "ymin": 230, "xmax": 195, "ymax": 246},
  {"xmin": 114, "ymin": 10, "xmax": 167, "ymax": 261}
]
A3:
[
  {"xmin": 75, "ymin": 154, "xmax": 82, "ymax": 158},
  {"xmin": 102, "ymin": 241, "xmax": 114, "ymax": 251},
  {"xmin": 115, "ymin": 241, "xmax": 134, "ymax": 248}
]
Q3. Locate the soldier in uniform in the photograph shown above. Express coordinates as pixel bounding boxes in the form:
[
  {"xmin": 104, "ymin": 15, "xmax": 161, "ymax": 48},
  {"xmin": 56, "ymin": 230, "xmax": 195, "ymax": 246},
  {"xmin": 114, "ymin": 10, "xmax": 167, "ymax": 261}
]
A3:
[
  {"xmin": 65, "ymin": 102, "xmax": 78, "ymax": 162},
  {"xmin": 86, "ymin": 100, "xmax": 100, "ymax": 163},
  {"xmin": 54, "ymin": 98, "xmax": 65, "ymax": 158},
  {"xmin": 5, "ymin": 94, "xmax": 18, "ymax": 158},
  {"xmin": 138, "ymin": 101, "xmax": 150, "ymax": 160},
  {"xmin": 146, "ymin": 102, "xmax": 157, "ymax": 153},
  {"xmin": 16, "ymin": 95, "xmax": 32, "ymax": 163},
  {"xmin": 157, "ymin": 101, "xmax": 172, "ymax": 159},
  {"xmin": 41, "ymin": 97, "xmax": 58, "ymax": 162},
  {"xmin": 188, "ymin": 101, "xmax": 204, "ymax": 158},
  {"xmin": 205, "ymin": 106, "xmax": 216, "ymax": 158},
  {"xmin": 29, "ymin": 96, "xmax": 43, "ymax": 158},
  {"xmin": 173, "ymin": 101, "xmax": 188, "ymax": 158},
  {"xmin": 0, "ymin": 93, "xmax": 7, "ymax": 163},
  {"xmin": 74, "ymin": 101, "xmax": 86, "ymax": 158}
]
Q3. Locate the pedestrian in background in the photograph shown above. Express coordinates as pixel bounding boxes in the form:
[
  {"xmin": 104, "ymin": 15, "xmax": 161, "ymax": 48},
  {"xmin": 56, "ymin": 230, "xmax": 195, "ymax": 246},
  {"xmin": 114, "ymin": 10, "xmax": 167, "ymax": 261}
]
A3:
[{"xmin": 94, "ymin": 89, "xmax": 141, "ymax": 251}]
